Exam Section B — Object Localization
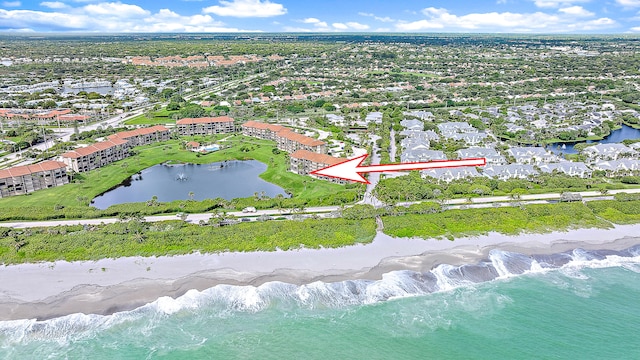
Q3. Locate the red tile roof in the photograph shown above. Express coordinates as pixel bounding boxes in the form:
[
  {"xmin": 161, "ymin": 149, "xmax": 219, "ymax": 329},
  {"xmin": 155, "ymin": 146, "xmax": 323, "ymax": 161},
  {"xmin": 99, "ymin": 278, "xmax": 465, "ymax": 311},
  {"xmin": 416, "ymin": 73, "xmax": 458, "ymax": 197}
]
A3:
[
  {"xmin": 176, "ymin": 116, "xmax": 234, "ymax": 125},
  {"xmin": 290, "ymin": 150, "xmax": 343, "ymax": 166},
  {"xmin": 58, "ymin": 114, "xmax": 90, "ymax": 121},
  {"xmin": 61, "ymin": 138, "xmax": 128, "ymax": 159},
  {"xmin": 278, "ymin": 130, "xmax": 325, "ymax": 147},
  {"xmin": 0, "ymin": 161, "xmax": 67, "ymax": 180},
  {"xmin": 107, "ymin": 125, "xmax": 169, "ymax": 140},
  {"xmin": 242, "ymin": 120, "xmax": 269, "ymax": 129}
]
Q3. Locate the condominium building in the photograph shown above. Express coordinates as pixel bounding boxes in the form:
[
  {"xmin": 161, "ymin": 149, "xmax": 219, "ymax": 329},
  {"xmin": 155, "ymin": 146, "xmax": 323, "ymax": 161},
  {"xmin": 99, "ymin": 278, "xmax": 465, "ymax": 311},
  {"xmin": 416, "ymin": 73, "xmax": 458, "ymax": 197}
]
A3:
[
  {"xmin": 241, "ymin": 120, "xmax": 287, "ymax": 140},
  {"xmin": 242, "ymin": 121, "xmax": 327, "ymax": 154},
  {"xmin": 107, "ymin": 125, "xmax": 171, "ymax": 146},
  {"xmin": 0, "ymin": 161, "xmax": 69, "ymax": 198},
  {"xmin": 61, "ymin": 138, "xmax": 130, "ymax": 172},
  {"xmin": 276, "ymin": 130, "xmax": 326, "ymax": 154},
  {"xmin": 176, "ymin": 116, "xmax": 235, "ymax": 136},
  {"xmin": 289, "ymin": 149, "xmax": 345, "ymax": 183}
]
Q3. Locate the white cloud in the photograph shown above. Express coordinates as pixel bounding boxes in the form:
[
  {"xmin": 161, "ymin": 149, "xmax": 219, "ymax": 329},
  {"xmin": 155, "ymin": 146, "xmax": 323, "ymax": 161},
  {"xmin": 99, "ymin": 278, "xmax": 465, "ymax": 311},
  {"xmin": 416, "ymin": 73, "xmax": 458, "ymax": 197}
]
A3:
[
  {"xmin": 346, "ymin": 22, "xmax": 369, "ymax": 30},
  {"xmin": 332, "ymin": 22, "xmax": 348, "ymax": 30},
  {"xmin": 358, "ymin": 12, "xmax": 394, "ymax": 22},
  {"xmin": 40, "ymin": 1, "xmax": 70, "ymax": 9},
  {"xmin": 203, "ymin": 0, "xmax": 286, "ymax": 18},
  {"xmin": 559, "ymin": 6, "xmax": 594, "ymax": 16},
  {"xmin": 395, "ymin": 7, "xmax": 616, "ymax": 32},
  {"xmin": 2, "ymin": 1, "xmax": 21, "ymax": 7},
  {"xmin": 297, "ymin": 17, "xmax": 329, "ymax": 29},
  {"xmin": 630, "ymin": 26, "xmax": 640, "ymax": 31},
  {"xmin": 83, "ymin": 2, "xmax": 149, "ymax": 17},
  {"xmin": 616, "ymin": 0, "xmax": 640, "ymax": 8},
  {"xmin": 532, "ymin": 0, "xmax": 590, "ymax": 8},
  {"xmin": 0, "ymin": 4, "xmax": 258, "ymax": 32}
]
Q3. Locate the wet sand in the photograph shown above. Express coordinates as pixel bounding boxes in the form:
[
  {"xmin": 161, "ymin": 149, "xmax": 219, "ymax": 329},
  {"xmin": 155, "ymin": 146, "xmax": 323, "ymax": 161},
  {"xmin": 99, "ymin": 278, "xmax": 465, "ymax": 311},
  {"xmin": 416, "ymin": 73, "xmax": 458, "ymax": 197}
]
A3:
[{"xmin": 1, "ymin": 224, "xmax": 639, "ymax": 321}]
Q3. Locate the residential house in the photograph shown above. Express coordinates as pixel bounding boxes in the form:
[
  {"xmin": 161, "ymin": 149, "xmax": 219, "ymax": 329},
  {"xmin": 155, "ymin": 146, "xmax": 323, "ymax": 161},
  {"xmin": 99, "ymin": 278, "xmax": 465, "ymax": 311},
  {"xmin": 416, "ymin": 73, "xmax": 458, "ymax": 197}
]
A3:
[
  {"xmin": 400, "ymin": 119, "xmax": 423, "ymax": 131},
  {"xmin": 403, "ymin": 110, "xmax": 434, "ymax": 121},
  {"xmin": 582, "ymin": 144, "xmax": 635, "ymax": 162},
  {"xmin": 538, "ymin": 161, "xmax": 592, "ymax": 178},
  {"xmin": 399, "ymin": 130, "xmax": 440, "ymax": 142},
  {"xmin": 482, "ymin": 164, "xmax": 538, "ymax": 180},
  {"xmin": 437, "ymin": 122, "xmax": 475, "ymax": 136},
  {"xmin": 457, "ymin": 147, "xmax": 507, "ymax": 165},
  {"xmin": 421, "ymin": 167, "xmax": 480, "ymax": 182},
  {"xmin": 107, "ymin": 125, "xmax": 171, "ymax": 146},
  {"xmin": 507, "ymin": 147, "xmax": 557, "ymax": 164},
  {"xmin": 289, "ymin": 149, "xmax": 346, "ymax": 183},
  {"xmin": 592, "ymin": 159, "xmax": 640, "ymax": 176},
  {"xmin": 446, "ymin": 132, "xmax": 489, "ymax": 145},
  {"xmin": 365, "ymin": 112, "xmax": 383, "ymax": 124},
  {"xmin": 325, "ymin": 114, "xmax": 345, "ymax": 126},
  {"xmin": 0, "ymin": 161, "xmax": 69, "ymax": 198},
  {"xmin": 401, "ymin": 149, "xmax": 446, "ymax": 163},
  {"xmin": 61, "ymin": 138, "xmax": 130, "ymax": 172},
  {"xmin": 176, "ymin": 116, "xmax": 235, "ymax": 136}
]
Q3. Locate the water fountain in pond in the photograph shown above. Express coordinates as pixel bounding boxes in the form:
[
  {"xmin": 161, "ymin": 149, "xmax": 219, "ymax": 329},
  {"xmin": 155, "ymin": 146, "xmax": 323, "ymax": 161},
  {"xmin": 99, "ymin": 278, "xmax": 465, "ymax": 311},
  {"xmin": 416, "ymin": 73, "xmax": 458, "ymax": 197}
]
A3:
[{"xmin": 176, "ymin": 173, "xmax": 188, "ymax": 181}]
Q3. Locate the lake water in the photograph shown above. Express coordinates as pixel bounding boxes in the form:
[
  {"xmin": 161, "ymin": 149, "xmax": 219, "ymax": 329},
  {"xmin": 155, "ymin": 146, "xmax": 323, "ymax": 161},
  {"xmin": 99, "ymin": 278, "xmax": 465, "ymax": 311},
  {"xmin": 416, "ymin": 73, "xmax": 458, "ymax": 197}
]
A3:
[
  {"xmin": 91, "ymin": 160, "xmax": 288, "ymax": 209},
  {"xmin": 548, "ymin": 124, "xmax": 640, "ymax": 155}
]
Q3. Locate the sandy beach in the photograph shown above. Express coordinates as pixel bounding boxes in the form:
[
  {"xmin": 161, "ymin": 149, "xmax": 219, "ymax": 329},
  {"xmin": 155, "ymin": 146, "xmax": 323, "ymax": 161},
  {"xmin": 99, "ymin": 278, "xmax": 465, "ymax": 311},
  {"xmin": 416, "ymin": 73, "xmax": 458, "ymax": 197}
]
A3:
[{"xmin": 1, "ymin": 224, "xmax": 640, "ymax": 321}]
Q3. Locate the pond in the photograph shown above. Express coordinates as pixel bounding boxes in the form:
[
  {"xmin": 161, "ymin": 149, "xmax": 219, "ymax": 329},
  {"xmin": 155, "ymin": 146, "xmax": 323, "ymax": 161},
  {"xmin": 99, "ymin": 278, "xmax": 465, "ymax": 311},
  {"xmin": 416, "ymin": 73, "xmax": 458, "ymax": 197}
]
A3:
[
  {"xmin": 547, "ymin": 124, "xmax": 640, "ymax": 155},
  {"xmin": 90, "ymin": 160, "xmax": 288, "ymax": 209}
]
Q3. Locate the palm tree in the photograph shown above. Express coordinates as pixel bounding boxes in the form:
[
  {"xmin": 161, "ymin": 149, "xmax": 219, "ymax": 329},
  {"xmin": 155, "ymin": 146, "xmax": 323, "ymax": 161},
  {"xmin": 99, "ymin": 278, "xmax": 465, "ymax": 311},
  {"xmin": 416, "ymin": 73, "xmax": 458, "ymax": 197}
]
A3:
[{"xmin": 132, "ymin": 232, "xmax": 145, "ymax": 244}]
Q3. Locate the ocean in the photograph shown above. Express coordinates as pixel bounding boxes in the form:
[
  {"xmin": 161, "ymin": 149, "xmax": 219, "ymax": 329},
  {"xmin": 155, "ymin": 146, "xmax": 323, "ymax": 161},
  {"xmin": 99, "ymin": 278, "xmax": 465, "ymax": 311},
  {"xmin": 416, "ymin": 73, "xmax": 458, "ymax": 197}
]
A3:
[{"xmin": 2, "ymin": 247, "xmax": 640, "ymax": 359}]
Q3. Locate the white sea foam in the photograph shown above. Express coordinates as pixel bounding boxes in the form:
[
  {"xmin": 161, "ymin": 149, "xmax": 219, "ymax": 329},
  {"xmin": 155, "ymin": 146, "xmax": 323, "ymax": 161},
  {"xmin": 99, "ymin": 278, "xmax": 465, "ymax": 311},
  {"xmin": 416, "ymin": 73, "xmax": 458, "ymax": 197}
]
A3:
[{"xmin": 2, "ymin": 248, "xmax": 640, "ymax": 346}]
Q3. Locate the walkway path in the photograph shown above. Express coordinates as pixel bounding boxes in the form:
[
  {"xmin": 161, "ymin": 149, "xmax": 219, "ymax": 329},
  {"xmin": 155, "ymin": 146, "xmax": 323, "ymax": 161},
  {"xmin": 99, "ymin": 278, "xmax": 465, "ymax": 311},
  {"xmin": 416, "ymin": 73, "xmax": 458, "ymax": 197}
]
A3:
[{"xmin": 1, "ymin": 189, "xmax": 639, "ymax": 229}]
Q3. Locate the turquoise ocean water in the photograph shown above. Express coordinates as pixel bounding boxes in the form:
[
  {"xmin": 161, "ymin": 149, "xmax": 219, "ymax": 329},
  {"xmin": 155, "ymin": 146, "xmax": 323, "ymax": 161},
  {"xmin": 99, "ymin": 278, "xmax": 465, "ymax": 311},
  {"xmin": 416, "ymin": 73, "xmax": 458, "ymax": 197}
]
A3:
[{"xmin": 2, "ymin": 247, "xmax": 640, "ymax": 359}]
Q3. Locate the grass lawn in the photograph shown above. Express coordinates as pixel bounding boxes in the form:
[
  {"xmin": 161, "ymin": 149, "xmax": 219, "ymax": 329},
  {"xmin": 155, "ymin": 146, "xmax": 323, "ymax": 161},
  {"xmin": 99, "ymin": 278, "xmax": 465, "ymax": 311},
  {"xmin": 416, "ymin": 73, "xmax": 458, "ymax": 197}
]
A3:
[{"xmin": 125, "ymin": 113, "xmax": 176, "ymax": 126}]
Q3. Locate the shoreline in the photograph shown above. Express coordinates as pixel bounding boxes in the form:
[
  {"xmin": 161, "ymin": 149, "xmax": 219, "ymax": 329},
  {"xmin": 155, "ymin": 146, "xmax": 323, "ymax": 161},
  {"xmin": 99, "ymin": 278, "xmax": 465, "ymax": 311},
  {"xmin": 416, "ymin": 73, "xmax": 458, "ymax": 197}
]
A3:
[{"xmin": 1, "ymin": 224, "xmax": 640, "ymax": 321}]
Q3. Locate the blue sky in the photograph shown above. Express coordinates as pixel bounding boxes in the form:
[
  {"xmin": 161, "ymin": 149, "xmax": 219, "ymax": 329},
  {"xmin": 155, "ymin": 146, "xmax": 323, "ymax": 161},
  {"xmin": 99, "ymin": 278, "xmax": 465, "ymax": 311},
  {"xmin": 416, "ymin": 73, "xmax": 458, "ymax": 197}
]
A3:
[{"xmin": 0, "ymin": 0, "xmax": 639, "ymax": 33}]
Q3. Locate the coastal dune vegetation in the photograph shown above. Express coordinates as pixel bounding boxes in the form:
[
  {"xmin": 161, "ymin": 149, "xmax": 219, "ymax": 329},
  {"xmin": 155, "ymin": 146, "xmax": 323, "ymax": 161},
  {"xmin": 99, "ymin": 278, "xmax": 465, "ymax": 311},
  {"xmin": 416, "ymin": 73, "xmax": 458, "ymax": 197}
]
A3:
[
  {"xmin": 0, "ymin": 218, "xmax": 377, "ymax": 264},
  {"xmin": 1, "ymin": 199, "xmax": 639, "ymax": 265}
]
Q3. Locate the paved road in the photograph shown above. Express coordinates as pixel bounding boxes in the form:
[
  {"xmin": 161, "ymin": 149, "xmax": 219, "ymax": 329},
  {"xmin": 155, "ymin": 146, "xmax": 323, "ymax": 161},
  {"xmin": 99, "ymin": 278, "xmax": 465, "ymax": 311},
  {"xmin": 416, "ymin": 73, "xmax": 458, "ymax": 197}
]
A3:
[
  {"xmin": 0, "ymin": 206, "xmax": 342, "ymax": 229},
  {"xmin": 360, "ymin": 140, "xmax": 385, "ymax": 207}
]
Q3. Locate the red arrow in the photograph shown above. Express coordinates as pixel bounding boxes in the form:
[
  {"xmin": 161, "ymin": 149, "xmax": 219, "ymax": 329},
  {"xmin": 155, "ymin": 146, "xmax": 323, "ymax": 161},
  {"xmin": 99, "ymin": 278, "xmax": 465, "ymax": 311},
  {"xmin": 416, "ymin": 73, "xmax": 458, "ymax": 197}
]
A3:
[{"xmin": 310, "ymin": 154, "xmax": 486, "ymax": 184}]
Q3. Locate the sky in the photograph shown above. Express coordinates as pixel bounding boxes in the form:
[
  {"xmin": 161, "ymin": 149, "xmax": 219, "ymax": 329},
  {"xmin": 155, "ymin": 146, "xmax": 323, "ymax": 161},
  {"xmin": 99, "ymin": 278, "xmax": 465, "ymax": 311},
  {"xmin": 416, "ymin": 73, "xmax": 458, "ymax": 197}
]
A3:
[{"xmin": 0, "ymin": 0, "xmax": 639, "ymax": 34}]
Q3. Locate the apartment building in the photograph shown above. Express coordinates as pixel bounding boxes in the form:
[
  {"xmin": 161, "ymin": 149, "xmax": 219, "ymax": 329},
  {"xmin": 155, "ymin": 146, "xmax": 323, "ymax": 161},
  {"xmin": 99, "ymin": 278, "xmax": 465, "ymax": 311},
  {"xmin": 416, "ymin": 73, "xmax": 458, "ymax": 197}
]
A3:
[
  {"xmin": 241, "ymin": 120, "xmax": 287, "ymax": 140},
  {"xmin": 289, "ymin": 149, "xmax": 345, "ymax": 183},
  {"xmin": 0, "ymin": 160, "xmax": 69, "ymax": 198},
  {"xmin": 276, "ymin": 130, "xmax": 326, "ymax": 154},
  {"xmin": 61, "ymin": 138, "xmax": 130, "ymax": 172},
  {"xmin": 176, "ymin": 116, "xmax": 235, "ymax": 136},
  {"xmin": 242, "ymin": 121, "xmax": 326, "ymax": 153},
  {"xmin": 107, "ymin": 125, "xmax": 171, "ymax": 146}
]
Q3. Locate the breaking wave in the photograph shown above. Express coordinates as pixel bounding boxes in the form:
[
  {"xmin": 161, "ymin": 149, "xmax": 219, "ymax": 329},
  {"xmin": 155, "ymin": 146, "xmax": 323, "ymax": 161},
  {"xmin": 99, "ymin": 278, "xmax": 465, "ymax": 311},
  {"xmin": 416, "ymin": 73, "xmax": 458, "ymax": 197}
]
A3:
[{"xmin": 2, "ymin": 245, "xmax": 640, "ymax": 348}]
